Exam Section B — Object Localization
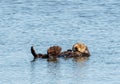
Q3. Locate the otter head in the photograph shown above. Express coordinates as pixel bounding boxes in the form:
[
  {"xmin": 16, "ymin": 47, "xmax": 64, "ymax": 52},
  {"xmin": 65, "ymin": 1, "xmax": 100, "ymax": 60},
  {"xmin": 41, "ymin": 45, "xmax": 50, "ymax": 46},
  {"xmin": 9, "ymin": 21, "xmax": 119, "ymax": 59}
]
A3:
[
  {"xmin": 72, "ymin": 43, "xmax": 87, "ymax": 53},
  {"xmin": 72, "ymin": 42, "xmax": 90, "ymax": 56}
]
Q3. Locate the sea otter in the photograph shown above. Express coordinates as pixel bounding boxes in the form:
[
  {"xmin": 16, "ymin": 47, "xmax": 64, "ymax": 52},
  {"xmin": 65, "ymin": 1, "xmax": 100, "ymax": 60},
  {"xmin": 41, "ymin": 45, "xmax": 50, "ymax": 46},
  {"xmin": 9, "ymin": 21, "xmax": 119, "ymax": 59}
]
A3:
[{"xmin": 31, "ymin": 42, "xmax": 90, "ymax": 62}]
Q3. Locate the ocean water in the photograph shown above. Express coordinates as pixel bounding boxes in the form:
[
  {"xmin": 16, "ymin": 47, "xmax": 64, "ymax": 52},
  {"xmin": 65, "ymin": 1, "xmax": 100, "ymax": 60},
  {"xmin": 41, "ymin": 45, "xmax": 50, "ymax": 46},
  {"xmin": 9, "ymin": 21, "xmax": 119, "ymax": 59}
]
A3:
[{"xmin": 0, "ymin": 0, "xmax": 120, "ymax": 84}]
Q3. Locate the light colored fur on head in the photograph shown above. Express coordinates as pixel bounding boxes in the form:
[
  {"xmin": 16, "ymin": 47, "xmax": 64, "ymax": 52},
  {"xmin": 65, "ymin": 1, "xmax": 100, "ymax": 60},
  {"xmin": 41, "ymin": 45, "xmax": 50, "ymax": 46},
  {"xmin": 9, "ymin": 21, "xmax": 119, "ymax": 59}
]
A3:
[{"xmin": 72, "ymin": 43, "xmax": 87, "ymax": 53}]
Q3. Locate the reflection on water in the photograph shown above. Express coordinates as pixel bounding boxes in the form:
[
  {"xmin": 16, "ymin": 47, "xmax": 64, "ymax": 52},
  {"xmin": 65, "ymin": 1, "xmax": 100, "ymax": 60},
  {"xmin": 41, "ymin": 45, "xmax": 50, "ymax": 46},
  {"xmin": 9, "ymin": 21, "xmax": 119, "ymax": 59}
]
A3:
[
  {"xmin": 0, "ymin": 0, "xmax": 120, "ymax": 84},
  {"xmin": 30, "ymin": 58, "xmax": 88, "ymax": 84}
]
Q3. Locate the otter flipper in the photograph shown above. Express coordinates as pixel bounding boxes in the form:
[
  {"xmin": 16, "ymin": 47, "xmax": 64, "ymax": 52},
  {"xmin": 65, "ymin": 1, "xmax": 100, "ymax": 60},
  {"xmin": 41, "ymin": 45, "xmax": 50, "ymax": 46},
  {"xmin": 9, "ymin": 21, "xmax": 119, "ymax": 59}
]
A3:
[{"xmin": 31, "ymin": 46, "xmax": 38, "ymax": 59}]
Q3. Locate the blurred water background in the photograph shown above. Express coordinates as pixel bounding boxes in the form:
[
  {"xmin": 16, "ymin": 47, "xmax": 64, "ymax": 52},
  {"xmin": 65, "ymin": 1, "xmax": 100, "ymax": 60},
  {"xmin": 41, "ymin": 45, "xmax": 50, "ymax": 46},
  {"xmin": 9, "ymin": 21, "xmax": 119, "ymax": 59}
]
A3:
[{"xmin": 0, "ymin": 0, "xmax": 120, "ymax": 84}]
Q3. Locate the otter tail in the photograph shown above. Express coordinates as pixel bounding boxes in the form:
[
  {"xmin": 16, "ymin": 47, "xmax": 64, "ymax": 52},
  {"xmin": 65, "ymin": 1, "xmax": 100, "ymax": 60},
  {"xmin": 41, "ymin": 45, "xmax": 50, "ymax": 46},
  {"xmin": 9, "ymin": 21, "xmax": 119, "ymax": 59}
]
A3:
[{"xmin": 31, "ymin": 46, "xmax": 38, "ymax": 58}]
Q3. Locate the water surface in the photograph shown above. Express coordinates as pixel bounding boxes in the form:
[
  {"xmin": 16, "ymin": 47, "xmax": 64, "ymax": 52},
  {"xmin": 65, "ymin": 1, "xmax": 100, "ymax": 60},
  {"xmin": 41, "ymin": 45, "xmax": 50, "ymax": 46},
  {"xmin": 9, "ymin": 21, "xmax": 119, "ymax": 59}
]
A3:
[{"xmin": 0, "ymin": 0, "xmax": 120, "ymax": 84}]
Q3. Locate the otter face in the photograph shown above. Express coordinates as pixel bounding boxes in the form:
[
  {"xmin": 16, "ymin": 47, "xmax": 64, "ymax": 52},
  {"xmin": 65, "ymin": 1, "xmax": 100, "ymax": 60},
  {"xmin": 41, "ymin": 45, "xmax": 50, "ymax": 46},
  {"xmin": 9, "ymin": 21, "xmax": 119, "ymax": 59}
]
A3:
[
  {"xmin": 72, "ymin": 43, "xmax": 90, "ymax": 56},
  {"xmin": 72, "ymin": 43, "xmax": 87, "ymax": 53}
]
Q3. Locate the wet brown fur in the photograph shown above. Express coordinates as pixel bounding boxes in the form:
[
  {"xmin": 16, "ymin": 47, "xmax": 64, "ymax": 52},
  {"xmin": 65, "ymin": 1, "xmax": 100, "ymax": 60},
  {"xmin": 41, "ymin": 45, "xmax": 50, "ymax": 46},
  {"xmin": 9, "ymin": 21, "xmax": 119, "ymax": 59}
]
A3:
[
  {"xmin": 47, "ymin": 46, "xmax": 62, "ymax": 61},
  {"xmin": 31, "ymin": 43, "xmax": 90, "ymax": 62}
]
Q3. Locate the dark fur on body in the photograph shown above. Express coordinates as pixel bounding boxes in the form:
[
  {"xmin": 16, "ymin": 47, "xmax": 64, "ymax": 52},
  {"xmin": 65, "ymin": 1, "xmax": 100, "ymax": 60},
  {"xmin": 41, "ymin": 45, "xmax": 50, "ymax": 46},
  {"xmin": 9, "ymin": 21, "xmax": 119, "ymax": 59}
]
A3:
[
  {"xmin": 47, "ymin": 46, "xmax": 62, "ymax": 61},
  {"xmin": 31, "ymin": 45, "xmax": 90, "ymax": 62},
  {"xmin": 59, "ymin": 50, "xmax": 89, "ymax": 58},
  {"xmin": 31, "ymin": 46, "xmax": 62, "ymax": 62}
]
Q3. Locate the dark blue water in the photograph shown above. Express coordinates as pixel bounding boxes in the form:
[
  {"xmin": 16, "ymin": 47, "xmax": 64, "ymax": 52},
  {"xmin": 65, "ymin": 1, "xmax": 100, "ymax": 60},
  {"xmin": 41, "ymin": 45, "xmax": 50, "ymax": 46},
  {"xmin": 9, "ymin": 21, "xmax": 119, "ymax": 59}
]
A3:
[{"xmin": 0, "ymin": 0, "xmax": 120, "ymax": 84}]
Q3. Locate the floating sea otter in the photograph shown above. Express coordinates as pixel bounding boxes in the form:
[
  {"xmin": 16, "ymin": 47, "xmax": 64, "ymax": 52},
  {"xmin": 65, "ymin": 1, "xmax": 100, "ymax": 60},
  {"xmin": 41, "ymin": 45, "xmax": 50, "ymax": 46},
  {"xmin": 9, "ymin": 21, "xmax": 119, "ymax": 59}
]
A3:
[{"xmin": 31, "ymin": 42, "xmax": 90, "ymax": 62}]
